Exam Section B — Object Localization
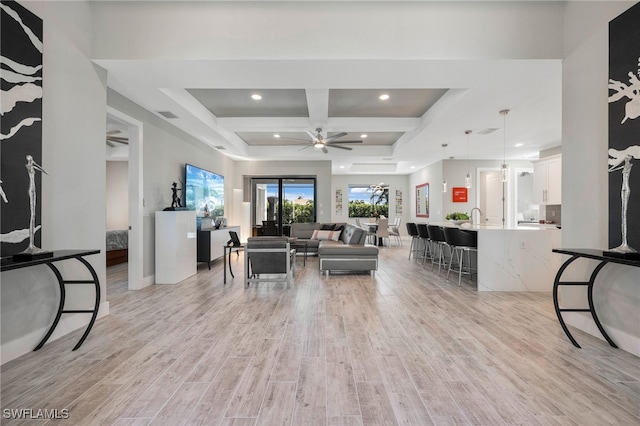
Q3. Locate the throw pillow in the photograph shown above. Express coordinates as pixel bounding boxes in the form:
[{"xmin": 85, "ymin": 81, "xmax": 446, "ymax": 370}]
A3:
[
  {"xmin": 311, "ymin": 229, "xmax": 341, "ymax": 241},
  {"xmin": 320, "ymin": 223, "xmax": 335, "ymax": 230},
  {"xmin": 333, "ymin": 224, "xmax": 345, "ymax": 232}
]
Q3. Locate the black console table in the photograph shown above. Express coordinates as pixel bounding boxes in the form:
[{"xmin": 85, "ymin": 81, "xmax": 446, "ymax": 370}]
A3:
[
  {"xmin": 1, "ymin": 250, "xmax": 101, "ymax": 351},
  {"xmin": 552, "ymin": 248, "xmax": 640, "ymax": 348}
]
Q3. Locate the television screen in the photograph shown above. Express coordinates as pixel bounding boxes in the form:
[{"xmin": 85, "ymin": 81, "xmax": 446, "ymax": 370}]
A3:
[{"xmin": 185, "ymin": 163, "xmax": 224, "ymax": 218}]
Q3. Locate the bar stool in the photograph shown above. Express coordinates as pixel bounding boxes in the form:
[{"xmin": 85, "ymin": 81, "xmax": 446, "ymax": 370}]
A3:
[
  {"xmin": 427, "ymin": 225, "xmax": 449, "ymax": 273},
  {"xmin": 443, "ymin": 227, "xmax": 478, "ymax": 286},
  {"xmin": 416, "ymin": 223, "xmax": 432, "ymax": 265},
  {"xmin": 406, "ymin": 223, "xmax": 420, "ymax": 260}
]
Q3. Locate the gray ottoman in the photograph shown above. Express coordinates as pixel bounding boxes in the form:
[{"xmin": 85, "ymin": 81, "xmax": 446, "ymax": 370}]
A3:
[{"xmin": 318, "ymin": 243, "xmax": 379, "ymax": 276}]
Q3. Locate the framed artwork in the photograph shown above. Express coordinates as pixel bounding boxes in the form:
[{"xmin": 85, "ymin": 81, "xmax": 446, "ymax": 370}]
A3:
[
  {"xmin": 416, "ymin": 183, "xmax": 429, "ymax": 218},
  {"xmin": 335, "ymin": 188, "xmax": 343, "ymax": 215},
  {"xmin": 1, "ymin": 0, "xmax": 44, "ymax": 256},
  {"xmin": 395, "ymin": 189, "xmax": 402, "ymax": 214},
  {"xmin": 608, "ymin": 2, "xmax": 640, "ymax": 253},
  {"xmin": 452, "ymin": 187, "xmax": 468, "ymax": 203}
]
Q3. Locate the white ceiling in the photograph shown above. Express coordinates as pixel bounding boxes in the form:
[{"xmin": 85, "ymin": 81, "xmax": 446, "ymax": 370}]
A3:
[{"xmin": 95, "ymin": 1, "xmax": 564, "ymax": 175}]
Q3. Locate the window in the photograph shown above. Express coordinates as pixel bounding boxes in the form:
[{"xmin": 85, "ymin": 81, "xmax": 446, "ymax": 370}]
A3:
[
  {"xmin": 348, "ymin": 184, "xmax": 389, "ymax": 217},
  {"xmin": 251, "ymin": 177, "xmax": 316, "ymax": 235}
]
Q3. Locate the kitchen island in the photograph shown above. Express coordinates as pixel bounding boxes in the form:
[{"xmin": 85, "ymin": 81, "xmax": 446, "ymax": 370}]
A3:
[{"xmin": 431, "ymin": 222, "xmax": 562, "ymax": 291}]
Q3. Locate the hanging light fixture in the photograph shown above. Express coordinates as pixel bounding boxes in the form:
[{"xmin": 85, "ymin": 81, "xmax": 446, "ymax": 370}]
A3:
[
  {"xmin": 441, "ymin": 143, "xmax": 448, "ymax": 192},
  {"xmin": 465, "ymin": 130, "xmax": 472, "ymax": 189},
  {"xmin": 500, "ymin": 109, "xmax": 510, "ymax": 182}
]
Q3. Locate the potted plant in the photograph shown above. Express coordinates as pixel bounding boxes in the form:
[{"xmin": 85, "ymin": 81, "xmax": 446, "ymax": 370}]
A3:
[{"xmin": 445, "ymin": 212, "xmax": 470, "ymax": 225}]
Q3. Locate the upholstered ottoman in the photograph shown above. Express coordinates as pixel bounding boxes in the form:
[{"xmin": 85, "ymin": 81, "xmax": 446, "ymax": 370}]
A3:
[{"xmin": 318, "ymin": 243, "xmax": 379, "ymax": 276}]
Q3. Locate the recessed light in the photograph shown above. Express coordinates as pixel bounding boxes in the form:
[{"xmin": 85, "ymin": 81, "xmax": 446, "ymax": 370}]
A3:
[
  {"xmin": 340, "ymin": 166, "xmax": 345, "ymax": 169},
  {"xmin": 251, "ymin": 94, "xmax": 262, "ymax": 100},
  {"xmin": 515, "ymin": 143, "xmax": 524, "ymax": 147},
  {"xmin": 410, "ymin": 166, "xmax": 415, "ymax": 169},
  {"xmin": 360, "ymin": 134, "xmax": 368, "ymax": 138},
  {"xmin": 274, "ymin": 134, "xmax": 280, "ymax": 138},
  {"xmin": 379, "ymin": 94, "xmax": 390, "ymax": 101}
]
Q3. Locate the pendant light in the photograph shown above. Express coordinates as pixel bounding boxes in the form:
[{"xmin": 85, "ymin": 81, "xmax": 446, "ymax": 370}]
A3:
[
  {"xmin": 500, "ymin": 109, "xmax": 510, "ymax": 182},
  {"xmin": 465, "ymin": 130, "xmax": 472, "ymax": 189},
  {"xmin": 441, "ymin": 143, "xmax": 448, "ymax": 192}
]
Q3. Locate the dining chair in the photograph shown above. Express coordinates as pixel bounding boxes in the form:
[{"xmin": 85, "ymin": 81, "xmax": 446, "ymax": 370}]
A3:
[
  {"xmin": 389, "ymin": 217, "xmax": 402, "ymax": 246},
  {"xmin": 376, "ymin": 218, "xmax": 390, "ymax": 246}
]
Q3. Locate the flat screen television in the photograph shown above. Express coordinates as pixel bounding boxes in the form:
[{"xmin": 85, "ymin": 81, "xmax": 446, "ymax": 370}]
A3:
[{"xmin": 185, "ymin": 163, "xmax": 224, "ymax": 218}]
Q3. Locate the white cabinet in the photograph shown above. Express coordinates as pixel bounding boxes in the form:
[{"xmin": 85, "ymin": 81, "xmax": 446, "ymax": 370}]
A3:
[
  {"xmin": 533, "ymin": 155, "xmax": 562, "ymax": 205},
  {"xmin": 155, "ymin": 210, "xmax": 197, "ymax": 284}
]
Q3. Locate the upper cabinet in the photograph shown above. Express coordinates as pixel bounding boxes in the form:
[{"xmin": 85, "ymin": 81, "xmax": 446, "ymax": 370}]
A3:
[{"xmin": 533, "ymin": 155, "xmax": 562, "ymax": 205}]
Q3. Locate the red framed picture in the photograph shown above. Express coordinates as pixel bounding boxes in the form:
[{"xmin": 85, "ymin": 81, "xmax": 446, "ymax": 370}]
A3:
[{"xmin": 452, "ymin": 187, "xmax": 468, "ymax": 203}]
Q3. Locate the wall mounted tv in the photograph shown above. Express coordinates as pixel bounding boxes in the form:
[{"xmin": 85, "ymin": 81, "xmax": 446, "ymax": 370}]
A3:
[{"xmin": 185, "ymin": 163, "xmax": 224, "ymax": 218}]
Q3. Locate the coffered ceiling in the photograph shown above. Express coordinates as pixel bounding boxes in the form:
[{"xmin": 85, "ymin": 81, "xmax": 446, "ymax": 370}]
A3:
[{"xmin": 96, "ymin": 1, "xmax": 564, "ymax": 175}]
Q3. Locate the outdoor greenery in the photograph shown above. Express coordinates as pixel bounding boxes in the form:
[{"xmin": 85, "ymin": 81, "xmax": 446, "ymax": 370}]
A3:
[
  {"xmin": 348, "ymin": 200, "xmax": 389, "ymax": 218},
  {"xmin": 278, "ymin": 198, "xmax": 315, "ymax": 223}
]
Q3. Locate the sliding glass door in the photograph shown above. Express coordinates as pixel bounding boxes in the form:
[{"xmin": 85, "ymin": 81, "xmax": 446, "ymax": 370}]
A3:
[{"xmin": 251, "ymin": 177, "xmax": 316, "ymax": 236}]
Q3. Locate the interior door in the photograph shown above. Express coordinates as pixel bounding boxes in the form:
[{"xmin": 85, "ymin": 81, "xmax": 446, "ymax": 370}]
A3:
[{"xmin": 482, "ymin": 171, "xmax": 504, "ymax": 225}]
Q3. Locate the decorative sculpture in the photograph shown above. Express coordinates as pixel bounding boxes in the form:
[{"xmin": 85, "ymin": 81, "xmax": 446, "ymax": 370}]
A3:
[
  {"xmin": 15, "ymin": 155, "xmax": 51, "ymax": 259},
  {"xmin": 171, "ymin": 181, "xmax": 182, "ymax": 208},
  {"xmin": 607, "ymin": 147, "xmax": 639, "ymax": 258}
]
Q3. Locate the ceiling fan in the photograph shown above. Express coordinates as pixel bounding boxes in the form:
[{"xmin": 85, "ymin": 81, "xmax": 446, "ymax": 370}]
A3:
[
  {"xmin": 106, "ymin": 130, "xmax": 129, "ymax": 147},
  {"xmin": 280, "ymin": 128, "xmax": 362, "ymax": 153}
]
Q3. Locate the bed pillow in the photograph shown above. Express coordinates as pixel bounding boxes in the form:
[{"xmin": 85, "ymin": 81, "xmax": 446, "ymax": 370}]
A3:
[{"xmin": 310, "ymin": 229, "xmax": 341, "ymax": 241}]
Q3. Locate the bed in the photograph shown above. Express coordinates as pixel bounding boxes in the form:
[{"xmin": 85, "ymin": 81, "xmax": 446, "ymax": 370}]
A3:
[{"xmin": 106, "ymin": 229, "xmax": 128, "ymax": 266}]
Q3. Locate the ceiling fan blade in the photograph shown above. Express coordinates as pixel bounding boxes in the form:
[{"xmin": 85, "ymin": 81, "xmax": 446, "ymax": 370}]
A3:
[
  {"xmin": 321, "ymin": 146, "xmax": 329, "ymax": 154},
  {"xmin": 305, "ymin": 130, "xmax": 318, "ymax": 140},
  {"xmin": 327, "ymin": 140, "xmax": 362, "ymax": 144},
  {"xmin": 107, "ymin": 136, "xmax": 129, "ymax": 142},
  {"xmin": 106, "ymin": 130, "xmax": 122, "ymax": 136},
  {"xmin": 106, "ymin": 138, "xmax": 129, "ymax": 145},
  {"xmin": 278, "ymin": 136, "xmax": 312, "ymax": 142},
  {"xmin": 327, "ymin": 144, "xmax": 353, "ymax": 151},
  {"xmin": 324, "ymin": 132, "xmax": 348, "ymax": 142},
  {"xmin": 299, "ymin": 145, "xmax": 312, "ymax": 152},
  {"xmin": 106, "ymin": 140, "xmax": 116, "ymax": 147}
]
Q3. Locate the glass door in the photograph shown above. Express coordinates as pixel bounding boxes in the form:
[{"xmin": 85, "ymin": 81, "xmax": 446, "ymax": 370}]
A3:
[{"xmin": 251, "ymin": 177, "xmax": 316, "ymax": 236}]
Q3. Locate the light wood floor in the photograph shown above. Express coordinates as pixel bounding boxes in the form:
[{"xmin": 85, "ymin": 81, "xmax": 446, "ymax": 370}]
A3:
[{"xmin": 2, "ymin": 242, "xmax": 639, "ymax": 425}]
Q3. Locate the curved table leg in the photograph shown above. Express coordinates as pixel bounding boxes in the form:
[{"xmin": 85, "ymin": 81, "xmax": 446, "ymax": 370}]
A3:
[
  {"xmin": 33, "ymin": 256, "xmax": 101, "ymax": 351},
  {"xmin": 72, "ymin": 257, "xmax": 101, "ymax": 351},
  {"xmin": 587, "ymin": 261, "xmax": 618, "ymax": 348},
  {"xmin": 553, "ymin": 255, "xmax": 582, "ymax": 348},
  {"xmin": 34, "ymin": 263, "xmax": 67, "ymax": 351}
]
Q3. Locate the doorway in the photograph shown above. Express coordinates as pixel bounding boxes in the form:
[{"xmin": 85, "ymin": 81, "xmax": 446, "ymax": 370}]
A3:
[
  {"xmin": 106, "ymin": 107, "xmax": 144, "ymax": 291},
  {"xmin": 251, "ymin": 177, "xmax": 316, "ymax": 236},
  {"xmin": 478, "ymin": 168, "xmax": 510, "ymax": 226}
]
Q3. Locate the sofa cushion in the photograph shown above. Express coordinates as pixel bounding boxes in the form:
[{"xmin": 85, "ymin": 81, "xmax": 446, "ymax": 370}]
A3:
[
  {"xmin": 311, "ymin": 229, "xmax": 341, "ymax": 241},
  {"xmin": 318, "ymin": 242, "xmax": 379, "ymax": 257},
  {"xmin": 290, "ymin": 222, "xmax": 322, "ymax": 239},
  {"xmin": 340, "ymin": 224, "xmax": 366, "ymax": 245}
]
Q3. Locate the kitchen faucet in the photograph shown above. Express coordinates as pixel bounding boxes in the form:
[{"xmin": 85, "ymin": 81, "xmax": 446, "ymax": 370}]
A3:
[{"xmin": 470, "ymin": 207, "xmax": 483, "ymax": 225}]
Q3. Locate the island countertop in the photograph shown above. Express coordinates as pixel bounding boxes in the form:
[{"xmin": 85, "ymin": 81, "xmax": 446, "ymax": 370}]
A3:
[
  {"xmin": 420, "ymin": 221, "xmax": 562, "ymax": 291},
  {"xmin": 426, "ymin": 221, "xmax": 561, "ymax": 231}
]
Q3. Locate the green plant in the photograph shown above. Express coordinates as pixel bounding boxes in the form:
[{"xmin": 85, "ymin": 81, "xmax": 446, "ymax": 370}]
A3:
[{"xmin": 445, "ymin": 212, "xmax": 470, "ymax": 220}]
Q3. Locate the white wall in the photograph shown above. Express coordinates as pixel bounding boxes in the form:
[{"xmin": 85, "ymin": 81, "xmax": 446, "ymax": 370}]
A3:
[
  {"xmin": 106, "ymin": 161, "xmax": 128, "ymax": 230},
  {"xmin": 89, "ymin": 2, "xmax": 564, "ymax": 61},
  {"xmin": 1, "ymin": 1, "xmax": 109, "ymax": 364},
  {"xmin": 562, "ymin": 1, "xmax": 640, "ymax": 356},
  {"xmin": 407, "ymin": 159, "xmax": 535, "ymax": 224}
]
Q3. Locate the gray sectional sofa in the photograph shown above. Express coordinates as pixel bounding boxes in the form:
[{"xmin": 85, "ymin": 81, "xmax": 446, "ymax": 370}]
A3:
[{"xmin": 289, "ymin": 222, "xmax": 379, "ymax": 276}]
